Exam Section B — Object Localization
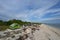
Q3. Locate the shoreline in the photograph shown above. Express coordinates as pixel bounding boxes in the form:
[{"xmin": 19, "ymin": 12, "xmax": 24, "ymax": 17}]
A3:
[{"xmin": 0, "ymin": 24, "xmax": 60, "ymax": 40}]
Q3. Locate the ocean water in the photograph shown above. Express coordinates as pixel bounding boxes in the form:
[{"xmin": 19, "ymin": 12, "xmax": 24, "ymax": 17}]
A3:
[{"xmin": 44, "ymin": 24, "xmax": 60, "ymax": 28}]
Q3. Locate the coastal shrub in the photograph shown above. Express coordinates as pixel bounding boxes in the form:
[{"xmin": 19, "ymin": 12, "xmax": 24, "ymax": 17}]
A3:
[{"xmin": 9, "ymin": 23, "xmax": 21, "ymax": 30}]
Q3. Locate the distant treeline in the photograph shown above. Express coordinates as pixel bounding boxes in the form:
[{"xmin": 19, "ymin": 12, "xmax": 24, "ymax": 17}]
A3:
[
  {"xmin": 0, "ymin": 19, "xmax": 41, "ymax": 26},
  {"xmin": 0, "ymin": 19, "xmax": 31, "ymax": 31},
  {"xmin": 0, "ymin": 19, "xmax": 41, "ymax": 31},
  {"xmin": 0, "ymin": 19, "xmax": 31, "ymax": 26}
]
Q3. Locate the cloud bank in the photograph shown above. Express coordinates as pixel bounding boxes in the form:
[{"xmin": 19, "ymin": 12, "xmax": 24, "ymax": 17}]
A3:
[{"xmin": 0, "ymin": 0, "xmax": 60, "ymax": 23}]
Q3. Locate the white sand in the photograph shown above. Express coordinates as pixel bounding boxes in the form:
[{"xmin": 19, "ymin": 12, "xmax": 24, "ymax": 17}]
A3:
[
  {"xmin": 33, "ymin": 24, "xmax": 60, "ymax": 40},
  {"xmin": 0, "ymin": 24, "xmax": 60, "ymax": 40}
]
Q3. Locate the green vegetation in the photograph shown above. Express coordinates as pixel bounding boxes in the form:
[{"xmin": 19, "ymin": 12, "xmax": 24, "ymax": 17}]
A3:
[
  {"xmin": 0, "ymin": 19, "xmax": 31, "ymax": 31},
  {"xmin": 9, "ymin": 23, "xmax": 21, "ymax": 30},
  {"xmin": 0, "ymin": 19, "xmax": 41, "ymax": 31},
  {"xmin": 0, "ymin": 25, "xmax": 9, "ymax": 31}
]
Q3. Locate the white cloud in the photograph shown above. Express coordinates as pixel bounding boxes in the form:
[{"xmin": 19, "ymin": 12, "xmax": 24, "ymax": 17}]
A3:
[
  {"xmin": 0, "ymin": 0, "xmax": 60, "ymax": 22},
  {"xmin": 27, "ymin": 0, "xmax": 59, "ymax": 19},
  {"xmin": 50, "ymin": 12, "xmax": 60, "ymax": 16}
]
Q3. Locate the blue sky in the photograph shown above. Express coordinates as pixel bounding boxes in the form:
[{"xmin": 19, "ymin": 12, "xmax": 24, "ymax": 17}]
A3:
[{"xmin": 0, "ymin": 0, "xmax": 60, "ymax": 23}]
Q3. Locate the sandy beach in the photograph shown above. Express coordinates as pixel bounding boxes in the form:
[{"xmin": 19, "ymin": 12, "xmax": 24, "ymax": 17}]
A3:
[
  {"xmin": 0, "ymin": 24, "xmax": 60, "ymax": 40},
  {"xmin": 33, "ymin": 24, "xmax": 60, "ymax": 40}
]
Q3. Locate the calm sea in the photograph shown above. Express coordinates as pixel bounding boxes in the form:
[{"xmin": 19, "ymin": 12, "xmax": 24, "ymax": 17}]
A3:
[{"xmin": 44, "ymin": 23, "xmax": 60, "ymax": 28}]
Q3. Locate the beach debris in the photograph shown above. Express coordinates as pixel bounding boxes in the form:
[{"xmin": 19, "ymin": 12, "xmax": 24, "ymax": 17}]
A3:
[{"xmin": 0, "ymin": 24, "xmax": 40, "ymax": 40}]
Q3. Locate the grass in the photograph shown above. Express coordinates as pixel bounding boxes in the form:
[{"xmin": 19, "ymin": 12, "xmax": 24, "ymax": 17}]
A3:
[{"xmin": 0, "ymin": 25, "xmax": 9, "ymax": 31}]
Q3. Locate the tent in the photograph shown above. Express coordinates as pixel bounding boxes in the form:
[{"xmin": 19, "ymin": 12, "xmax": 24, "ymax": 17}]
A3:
[{"xmin": 9, "ymin": 23, "xmax": 21, "ymax": 30}]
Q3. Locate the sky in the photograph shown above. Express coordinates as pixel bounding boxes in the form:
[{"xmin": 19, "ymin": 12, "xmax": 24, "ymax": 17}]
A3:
[{"xmin": 0, "ymin": 0, "xmax": 60, "ymax": 24}]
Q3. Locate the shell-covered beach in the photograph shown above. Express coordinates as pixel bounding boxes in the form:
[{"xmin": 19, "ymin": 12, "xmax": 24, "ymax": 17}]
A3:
[{"xmin": 0, "ymin": 24, "xmax": 60, "ymax": 40}]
